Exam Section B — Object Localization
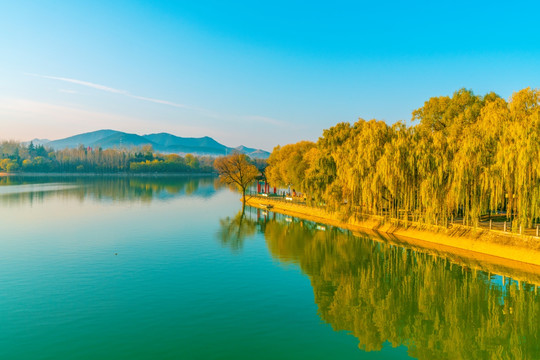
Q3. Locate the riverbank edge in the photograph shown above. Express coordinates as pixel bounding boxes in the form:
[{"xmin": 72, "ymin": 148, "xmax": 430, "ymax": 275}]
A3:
[
  {"xmin": 245, "ymin": 196, "xmax": 540, "ymax": 271},
  {"xmin": 0, "ymin": 172, "xmax": 217, "ymax": 177}
]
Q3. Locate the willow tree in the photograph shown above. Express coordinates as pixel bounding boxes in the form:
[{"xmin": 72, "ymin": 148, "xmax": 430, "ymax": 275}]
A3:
[
  {"xmin": 498, "ymin": 88, "xmax": 540, "ymax": 228},
  {"xmin": 214, "ymin": 153, "xmax": 259, "ymax": 209},
  {"xmin": 376, "ymin": 122, "xmax": 416, "ymax": 220},
  {"xmin": 306, "ymin": 122, "xmax": 352, "ymax": 209},
  {"xmin": 264, "ymin": 87, "xmax": 540, "ymax": 230},
  {"xmin": 266, "ymin": 141, "xmax": 315, "ymax": 192}
]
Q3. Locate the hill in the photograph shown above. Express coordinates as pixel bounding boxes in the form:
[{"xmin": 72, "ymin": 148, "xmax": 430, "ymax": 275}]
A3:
[
  {"xmin": 44, "ymin": 130, "xmax": 270, "ymax": 158},
  {"xmin": 47, "ymin": 130, "xmax": 118, "ymax": 149}
]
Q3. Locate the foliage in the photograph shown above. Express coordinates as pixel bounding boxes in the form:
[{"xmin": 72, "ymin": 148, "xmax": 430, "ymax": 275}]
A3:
[
  {"xmin": 266, "ymin": 141, "xmax": 316, "ymax": 191},
  {"xmin": 214, "ymin": 153, "xmax": 259, "ymax": 205},
  {"xmin": 0, "ymin": 142, "xmax": 214, "ymax": 174},
  {"xmin": 265, "ymin": 87, "xmax": 540, "ymax": 229}
]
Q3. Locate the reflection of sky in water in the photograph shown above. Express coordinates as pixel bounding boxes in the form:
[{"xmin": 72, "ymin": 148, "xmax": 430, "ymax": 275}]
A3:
[
  {"xmin": 0, "ymin": 183, "xmax": 79, "ymax": 195},
  {"xmin": 490, "ymin": 274, "xmax": 505, "ymax": 287}
]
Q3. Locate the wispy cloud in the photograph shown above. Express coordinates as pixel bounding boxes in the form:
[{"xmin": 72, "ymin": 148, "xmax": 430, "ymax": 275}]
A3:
[
  {"xmin": 26, "ymin": 73, "xmax": 189, "ymax": 109},
  {"xmin": 27, "ymin": 73, "xmax": 127, "ymax": 94},
  {"xmin": 129, "ymin": 94, "xmax": 188, "ymax": 109},
  {"xmin": 25, "ymin": 72, "xmax": 290, "ymax": 130}
]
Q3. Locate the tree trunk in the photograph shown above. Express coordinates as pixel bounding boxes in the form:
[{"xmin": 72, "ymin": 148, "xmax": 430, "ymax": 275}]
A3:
[{"xmin": 242, "ymin": 187, "xmax": 246, "ymax": 214}]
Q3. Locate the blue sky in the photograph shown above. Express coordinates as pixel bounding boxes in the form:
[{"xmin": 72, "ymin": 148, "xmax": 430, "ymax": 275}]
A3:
[{"xmin": 1, "ymin": 0, "xmax": 540, "ymax": 150}]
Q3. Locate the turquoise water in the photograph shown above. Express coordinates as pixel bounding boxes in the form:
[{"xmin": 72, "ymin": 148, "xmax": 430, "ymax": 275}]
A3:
[{"xmin": 1, "ymin": 176, "xmax": 539, "ymax": 359}]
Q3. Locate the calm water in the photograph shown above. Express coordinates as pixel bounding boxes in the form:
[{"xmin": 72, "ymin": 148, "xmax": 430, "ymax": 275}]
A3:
[{"xmin": 1, "ymin": 176, "xmax": 539, "ymax": 359}]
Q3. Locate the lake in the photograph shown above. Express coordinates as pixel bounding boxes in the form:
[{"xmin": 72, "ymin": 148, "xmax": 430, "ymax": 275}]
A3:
[{"xmin": 1, "ymin": 176, "xmax": 539, "ymax": 359}]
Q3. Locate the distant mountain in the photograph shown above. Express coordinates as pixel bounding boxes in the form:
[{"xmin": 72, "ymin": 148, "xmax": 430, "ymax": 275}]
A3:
[
  {"xmin": 47, "ymin": 130, "xmax": 118, "ymax": 149},
  {"xmin": 142, "ymin": 133, "xmax": 227, "ymax": 154},
  {"xmin": 23, "ymin": 138, "xmax": 51, "ymax": 146},
  {"xmin": 143, "ymin": 133, "xmax": 223, "ymax": 150},
  {"xmin": 92, "ymin": 132, "xmax": 157, "ymax": 149},
  {"xmin": 234, "ymin": 145, "xmax": 259, "ymax": 154},
  {"xmin": 44, "ymin": 130, "xmax": 270, "ymax": 158}
]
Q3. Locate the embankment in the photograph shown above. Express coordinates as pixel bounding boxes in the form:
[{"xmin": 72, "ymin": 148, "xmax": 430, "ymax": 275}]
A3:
[
  {"xmin": 0, "ymin": 172, "xmax": 217, "ymax": 177},
  {"xmin": 245, "ymin": 196, "xmax": 540, "ymax": 280}
]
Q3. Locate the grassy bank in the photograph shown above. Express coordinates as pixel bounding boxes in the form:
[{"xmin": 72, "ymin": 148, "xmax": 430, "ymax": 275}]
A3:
[{"xmin": 245, "ymin": 196, "xmax": 540, "ymax": 277}]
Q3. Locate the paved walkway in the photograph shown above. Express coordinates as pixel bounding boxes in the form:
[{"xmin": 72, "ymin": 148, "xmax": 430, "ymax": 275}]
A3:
[{"xmin": 248, "ymin": 194, "xmax": 540, "ymax": 238}]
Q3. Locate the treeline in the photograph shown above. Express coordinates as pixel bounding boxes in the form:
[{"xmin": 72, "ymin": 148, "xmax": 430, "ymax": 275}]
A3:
[
  {"xmin": 266, "ymin": 87, "xmax": 540, "ymax": 230},
  {"xmin": 0, "ymin": 142, "xmax": 215, "ymax": 173}
]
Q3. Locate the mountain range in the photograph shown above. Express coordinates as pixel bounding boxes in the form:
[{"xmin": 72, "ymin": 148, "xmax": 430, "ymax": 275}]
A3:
[{"xmin": 29, "ymin": 130, "xmax": 270, "ymax": 158}]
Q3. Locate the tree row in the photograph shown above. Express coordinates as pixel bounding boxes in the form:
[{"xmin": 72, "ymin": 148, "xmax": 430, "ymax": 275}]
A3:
[
  {"xmin": 0, "ymin": 143, "xmax": 215, "ymax": 173},
  {"xmin": 266, "ymin": 87, "xmax": 540, "ymax": 230}
]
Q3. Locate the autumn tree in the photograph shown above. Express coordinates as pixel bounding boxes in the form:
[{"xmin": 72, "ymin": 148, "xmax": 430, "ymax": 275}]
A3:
[
  {"xmin": 214, "ymin": 154, "xmax": 259, "ymax": 209},
  {"xmin": 266, "ymin": 141, "xmax": 315, "ymax": 192},
  {"xmin": 0, "ymin": 140, "xmax": 215, "ymax": 174},
  {"xmin": 265, "ymin": 87, "xmax": 540, "ymax": 231}
]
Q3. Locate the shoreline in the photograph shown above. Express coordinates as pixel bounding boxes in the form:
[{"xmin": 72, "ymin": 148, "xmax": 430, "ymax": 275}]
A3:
[
  {"xmin": 246, "ymin": 196, "xmax": 540, "ymax": 282},
  {"xmin": 0, "ymin": 172, "xmax": 217, "ymax": 177}
]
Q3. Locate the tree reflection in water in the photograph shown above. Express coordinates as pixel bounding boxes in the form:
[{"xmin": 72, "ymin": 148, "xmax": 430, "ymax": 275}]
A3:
[
  {"xmin": 0, "ymin": 175, "xmax": 218, "ymax": 205},
  {"xmin": 216, "ymin": 210, "xmax": 257, "ymax": 253},
  {"xmin": 222, "ymin": 207, "xmax": 540, "ymax": 359}
]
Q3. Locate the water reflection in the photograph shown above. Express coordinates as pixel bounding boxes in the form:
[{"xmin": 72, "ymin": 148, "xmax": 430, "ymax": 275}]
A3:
[
  {"xmin": 0, "ymin": 175, "xmax": 219, "ymax": 205},
  {"xmin": 225, "ymin": 207, "xmax": 540, "ymax": 359},
  {"xmin": 217, "ymin": 210, "xmax": 257, "ymax": 253}
]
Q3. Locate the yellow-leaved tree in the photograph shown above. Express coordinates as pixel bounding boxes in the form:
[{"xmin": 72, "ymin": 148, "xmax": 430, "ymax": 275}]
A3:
[{"xmin": 214, "ymin": 154, "xmax": 259, "ymax": 211}]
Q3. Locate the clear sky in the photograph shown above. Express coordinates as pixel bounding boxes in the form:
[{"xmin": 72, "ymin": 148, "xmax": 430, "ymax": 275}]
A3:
[{"xmin": 1, "ymin": 0, "xmax": 540, "ymax": 150}]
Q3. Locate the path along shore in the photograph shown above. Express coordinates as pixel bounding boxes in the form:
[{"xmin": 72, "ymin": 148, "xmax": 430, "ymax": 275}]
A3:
[{"xmin": 245, "ymin": 195, "xmax": 540, "ymax": 286}]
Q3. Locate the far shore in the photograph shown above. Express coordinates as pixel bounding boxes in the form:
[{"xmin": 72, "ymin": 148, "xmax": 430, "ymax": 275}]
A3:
[
  {"xmin": 0, "ymin": 172, "xmax": 217, "ymax": 177},
  {"xmin": 246, "ymin": 196, "xmax": 540, "ymax": 285}
]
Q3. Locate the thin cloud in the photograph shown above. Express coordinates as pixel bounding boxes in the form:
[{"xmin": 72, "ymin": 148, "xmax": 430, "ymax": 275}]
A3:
[
  {"xmin": 25, "ymin": 73, "xmax": 290, "ymax": 129},
  {"xmin": 128, "ymin": 94, "xmax": 188, "ymax": 109},
  {"xmin": 26, "ymin": 73, "xmax": 189, "ymax": 108},
  {"xmin": 26, "ymin": 73, "xmax": 127, "ymax": 94}
]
